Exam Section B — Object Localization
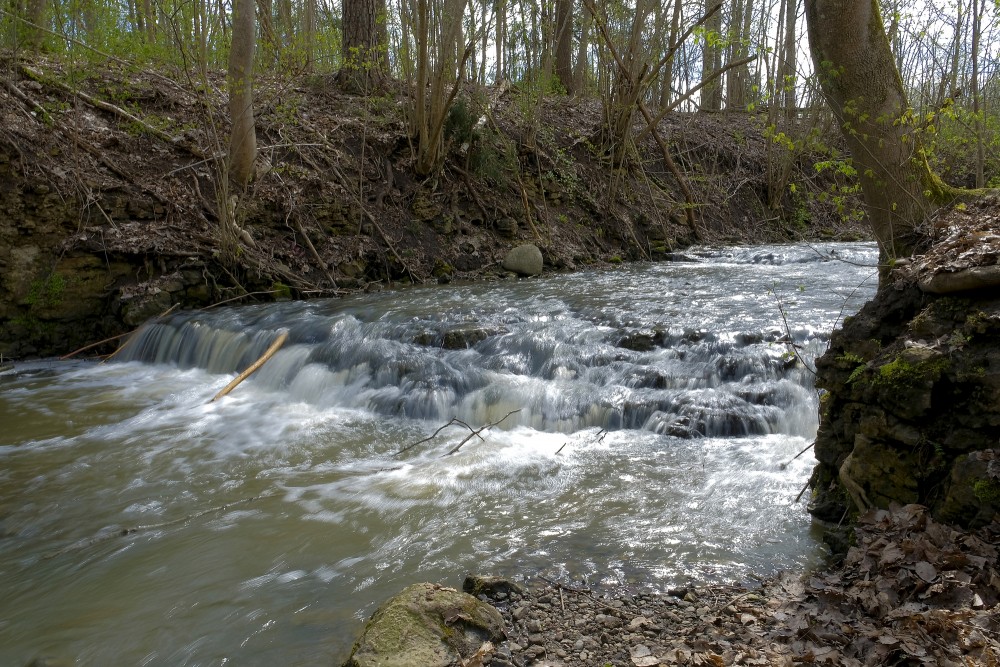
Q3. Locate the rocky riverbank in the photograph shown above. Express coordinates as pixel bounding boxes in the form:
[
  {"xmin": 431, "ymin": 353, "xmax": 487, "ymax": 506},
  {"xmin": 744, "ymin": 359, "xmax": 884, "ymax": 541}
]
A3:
[
  {"xmin": 343, "ymin": 505, "xmax": 998, "ymax": 666},
  {"xmin": 807, "ymin": 196, "xmax": 1000, "ymax": 548},
  {"xmin": 1, "ymin": 53, "xmax": 866, "ymax": 359}
]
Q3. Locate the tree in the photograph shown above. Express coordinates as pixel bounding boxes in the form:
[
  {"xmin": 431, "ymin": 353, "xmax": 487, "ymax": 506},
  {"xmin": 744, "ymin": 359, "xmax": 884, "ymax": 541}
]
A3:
[
  {"xmin": 554, "ymin": 0, "xmax": 574, "ymax": 93},
  {"xmin": 337, "ymin": 0, "xmax": 388, "ymax": 93},
  {"xmin": 803, "ymin": 0, "xmax": 957, "ymax": 266},
  {"xmin": 228, "ymin": 0, "xmax": 257, "ymax": 187},
  {"xmin": 699, "ymin": 0, "xmax": 723, "ymax": 111}
]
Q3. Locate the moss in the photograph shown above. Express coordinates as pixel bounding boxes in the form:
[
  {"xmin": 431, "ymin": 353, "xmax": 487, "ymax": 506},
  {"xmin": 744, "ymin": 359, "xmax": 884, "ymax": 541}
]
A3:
[
  {"xmin": 25, "ymin": 273, "xmax": 67, "ymax": 308},
  {"xmin": 973, "ymin": 479, "xmax": 1000, "ymax": 504},
  {"xmin": 271, "ymin": 282, "xmax": 293, "ymax": 300},
  {"xmin": 872, "ymin": 355, "xmax": 948, "ymax": 388}
]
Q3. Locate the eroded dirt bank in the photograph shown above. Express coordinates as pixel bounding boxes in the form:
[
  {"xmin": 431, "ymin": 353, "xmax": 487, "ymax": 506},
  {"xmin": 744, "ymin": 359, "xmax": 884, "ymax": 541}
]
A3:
[{"xmin": 1, "ymin": 54, "xmax": 864, "ymax": 359}]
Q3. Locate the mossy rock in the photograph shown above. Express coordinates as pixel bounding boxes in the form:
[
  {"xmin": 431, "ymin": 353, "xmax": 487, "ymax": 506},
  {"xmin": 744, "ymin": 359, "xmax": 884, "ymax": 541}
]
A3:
[{"xmin": 343, "ymin": 582, "xmax": 505, "ymax": 667}]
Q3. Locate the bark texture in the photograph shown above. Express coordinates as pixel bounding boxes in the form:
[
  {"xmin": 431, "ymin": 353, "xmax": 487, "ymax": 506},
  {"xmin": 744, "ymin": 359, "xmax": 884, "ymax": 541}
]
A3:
[{"xmin": 337, "ymin": 0, "xmax": 388, "ymax": 93}]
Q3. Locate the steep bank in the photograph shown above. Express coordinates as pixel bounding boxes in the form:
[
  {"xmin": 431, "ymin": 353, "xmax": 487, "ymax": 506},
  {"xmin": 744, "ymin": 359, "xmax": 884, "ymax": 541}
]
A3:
[
  {"xmin": 1, "ymin": 54, "xmax": 865, "ymax": 359},
  {"xmin": 808, "ymin": 197, "xmax": 1000, "ymax": 541}
]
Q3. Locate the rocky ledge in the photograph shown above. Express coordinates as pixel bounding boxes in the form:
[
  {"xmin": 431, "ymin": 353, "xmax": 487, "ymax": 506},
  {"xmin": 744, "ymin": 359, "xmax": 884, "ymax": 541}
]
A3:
[
  {"xmin": 343, "ymin": 506, "xmax": 998, "ymax": 666},
  {"xmin": 808, "ymin": 201, "xmax": 1000, "ymax": 542}
]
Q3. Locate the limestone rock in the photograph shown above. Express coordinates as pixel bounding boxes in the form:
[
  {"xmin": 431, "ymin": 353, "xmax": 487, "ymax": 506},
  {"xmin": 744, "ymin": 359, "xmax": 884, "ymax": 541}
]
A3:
[
  {"xmin": 501, "ymin": 244, "xmax": 543, "ymax": 277},
  {"xmin": 343, "ymin": 582, "xmax": 505, "ymax": 667}
]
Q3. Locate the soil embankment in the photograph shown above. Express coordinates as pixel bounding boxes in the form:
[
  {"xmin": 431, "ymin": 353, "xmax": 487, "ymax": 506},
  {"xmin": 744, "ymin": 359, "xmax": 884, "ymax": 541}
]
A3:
[{"xmin": 1, "ymin": 54, "xmax": 864, "ymax": 359}]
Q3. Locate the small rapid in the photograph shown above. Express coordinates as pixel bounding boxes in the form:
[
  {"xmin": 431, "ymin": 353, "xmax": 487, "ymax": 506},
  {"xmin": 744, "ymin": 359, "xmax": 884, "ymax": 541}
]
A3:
[{"xmin": 0, "ymin": 242, "xmax": 878, "ymax": 666}]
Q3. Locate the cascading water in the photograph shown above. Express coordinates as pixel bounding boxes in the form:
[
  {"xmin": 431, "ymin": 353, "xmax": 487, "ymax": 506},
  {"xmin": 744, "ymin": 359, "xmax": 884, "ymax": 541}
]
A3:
[{"xmin": 0, "ymin": 242, "xmax": 878, "ymax": 666}]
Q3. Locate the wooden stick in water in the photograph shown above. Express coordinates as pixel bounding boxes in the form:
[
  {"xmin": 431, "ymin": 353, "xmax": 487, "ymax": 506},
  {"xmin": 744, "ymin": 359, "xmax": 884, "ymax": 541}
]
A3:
[{"xmin": 210, "ymin": 331, "xmax": 288, "ymax": 402}]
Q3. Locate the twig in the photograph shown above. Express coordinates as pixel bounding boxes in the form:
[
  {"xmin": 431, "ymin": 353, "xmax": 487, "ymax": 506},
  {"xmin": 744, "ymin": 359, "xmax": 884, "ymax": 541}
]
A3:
[
  {"xmin": 203, "ymin": 289, "xmax": 283, "ymax": 309},
  {"xmin": 19, "ymin": 64, "xmax": 204, "ymax": 159},
  {"xmin": 770, "ymin": 283, "xmax": 817, "ymax": 376},
  {"xmin": 0, "ymin": 8, "xmax": 186, "ymax": 93},
  {"xmin": 60, "ymin": 331, "xmax": 131, "ymax": 359},
  {"xmin": 210, "ymin": 331, "xmax": 288, "ymax": 402},
  {"xmin": 0, "ymin": 77, "xmax": 52, "ymax": 123},
  {"xmin": 289, "ymin": 209, "xmax": 338, "ymax": 288},
  {"xmin": 780, "ymin": 441, "xmax": 815, "ymax": 470},
  {"xmin": 443, "ymin": 409, "xmax": 520, "ymax": 456},
  {"xmin": 394, "ymin": 410, "xmax": 522, "ymax": 457},
  {"xmin": 539, "ymin": 575, "xmax": 592, "ymax": 594},
  {"xmin": 794, "ymin": 478, "xmax": 811, "ymax": 504}
]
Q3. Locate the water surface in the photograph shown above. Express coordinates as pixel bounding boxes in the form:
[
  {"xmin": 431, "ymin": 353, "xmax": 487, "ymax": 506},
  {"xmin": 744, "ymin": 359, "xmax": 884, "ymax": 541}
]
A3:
[{"xmin": 0, "ymin": 242, "xmax": 878, "ymax": 666}]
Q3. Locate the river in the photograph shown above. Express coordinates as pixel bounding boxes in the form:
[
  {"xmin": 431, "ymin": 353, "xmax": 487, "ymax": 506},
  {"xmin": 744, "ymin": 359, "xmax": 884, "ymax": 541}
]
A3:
[{"xmin": 0, "ymin": 242, "xmax": 878, "ymax": 666}]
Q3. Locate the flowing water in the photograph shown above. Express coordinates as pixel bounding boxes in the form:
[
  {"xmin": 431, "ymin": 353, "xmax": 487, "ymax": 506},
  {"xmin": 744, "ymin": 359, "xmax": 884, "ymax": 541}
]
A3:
[{"xmin": 0, "ymin": 242, "xmax": 878, "ymax": 666}]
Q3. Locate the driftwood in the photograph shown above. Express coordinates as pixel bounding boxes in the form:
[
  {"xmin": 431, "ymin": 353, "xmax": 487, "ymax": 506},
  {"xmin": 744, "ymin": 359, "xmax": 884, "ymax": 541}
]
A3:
[
  {"xmin": 394, "ymin": 409, "xmax": 521, "ymax": 457},
  {"xmin": 210, "ymin": 331, "xmax": 288, "ymax": 402}
]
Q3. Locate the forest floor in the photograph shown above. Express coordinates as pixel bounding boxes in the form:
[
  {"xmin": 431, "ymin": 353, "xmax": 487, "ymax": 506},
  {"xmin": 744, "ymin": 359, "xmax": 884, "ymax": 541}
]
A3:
[
  {"xmin": 483, "ymin": 504, "xmax": 1000, "ymax": 667},
  {"xmin": 1, "ymin": 51, "xmax": 867, "ymax": 358}
]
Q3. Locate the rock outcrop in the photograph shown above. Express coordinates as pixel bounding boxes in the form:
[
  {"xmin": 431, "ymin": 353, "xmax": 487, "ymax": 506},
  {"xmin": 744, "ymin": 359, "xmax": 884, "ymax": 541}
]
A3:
[
  {"xmin": 809, "ymin": 207, "xmax": 1000, "ymax": 541},
  {"xmin": 343, "ymin": 582, "xmax": 505, "ymax": 667}
]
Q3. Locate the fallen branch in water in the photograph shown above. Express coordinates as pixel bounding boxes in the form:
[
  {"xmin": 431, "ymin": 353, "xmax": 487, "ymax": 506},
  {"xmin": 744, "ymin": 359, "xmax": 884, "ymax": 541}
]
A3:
[
  {"xmin": 60, "ymin": 331, "xmax": 131, "ymax": 360},
  {"xmin": 43, "ymin": 491, "xmax": 275, "ymax": 560},
  {"xmin": 779, "ymin": 440, "xmax": 814, "ymax": 470},
  {"xmin": 394, "ymin": 410, "xmax": 521, "ymax": 457},
  {"xmin": 210, "ymin": 331, "xmax": 288, "ymax": 402}
]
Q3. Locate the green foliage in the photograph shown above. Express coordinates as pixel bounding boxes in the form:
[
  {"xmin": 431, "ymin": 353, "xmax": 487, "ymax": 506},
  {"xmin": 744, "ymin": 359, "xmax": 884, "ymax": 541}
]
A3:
[
  {"xmin": 444, "ymin": 96, "xmax": 476, "ymax": 145},
  {"xmin": 470, "ymin": 127, "xmax": 518, "ymax": 187}
]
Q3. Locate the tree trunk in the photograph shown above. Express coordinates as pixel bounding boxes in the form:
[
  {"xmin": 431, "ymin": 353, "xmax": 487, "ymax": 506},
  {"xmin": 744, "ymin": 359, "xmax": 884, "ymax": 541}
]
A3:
[
  {"xmin": 228, "ymin": 0, "xmax": 257, "ymax": 187},
  {"xmin": 780, "ymin": 0, "xmax": 797, "ymax": 118},
  {"xmin": 554, "ymin": 0, "xmax": 573, "ymax": 93},
  {"xmin": 659, "ymin": 0, "xmax": 682, "ymax": 107},
  {"xmin": 338, "ymin": 0, "xmax": 388, "ymax": 92},
  {"xmin": 803, "ymin": 0, "xmax": 953, "ymax": 264},
  {"xmin": 573, "ymin": 6, "xmax": 589, "ymax": 92},
  {"xmin": 699, "ymin": 1, "xmax": 722, "ymax": 111},
  {"xmin": 971, "ymin": 0, "xmax": 984, "ymax": 188}
]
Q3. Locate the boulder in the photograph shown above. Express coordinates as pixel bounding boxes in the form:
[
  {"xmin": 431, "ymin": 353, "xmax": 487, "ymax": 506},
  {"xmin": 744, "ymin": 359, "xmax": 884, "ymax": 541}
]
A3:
[
  {"xmin": 501, "ymin": 244, "xmax": 543, "ymax": 277},
  {"xmin": 343, "ymin": 582, "xmax": 505, "ymax": 667}
]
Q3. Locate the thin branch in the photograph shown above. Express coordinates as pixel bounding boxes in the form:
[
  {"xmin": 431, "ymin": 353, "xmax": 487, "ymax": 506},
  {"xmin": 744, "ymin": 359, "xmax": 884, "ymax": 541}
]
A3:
[{"xmin": 394, "ymin": 410, "xmax": 522, "ymax": 458}]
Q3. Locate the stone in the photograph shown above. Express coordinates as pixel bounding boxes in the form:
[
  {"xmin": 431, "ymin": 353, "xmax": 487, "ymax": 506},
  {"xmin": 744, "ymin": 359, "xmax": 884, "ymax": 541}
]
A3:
[
  {"xmin": 501, "ymin": 244, "xmax": 543, "ymax": 277},
  {"xmin": 463, "ymin": 575, "xmax": 525, "ymax": 599},
  {"xmin": 343, "ymin": 582, "xmax": 505, "ymax": 667}
]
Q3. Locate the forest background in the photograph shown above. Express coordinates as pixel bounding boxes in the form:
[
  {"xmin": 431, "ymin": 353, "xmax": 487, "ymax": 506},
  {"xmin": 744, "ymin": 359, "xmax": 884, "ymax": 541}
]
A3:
[{"xmin": 0, "ymin": 0, "xmax": 998, "ymax": 357}]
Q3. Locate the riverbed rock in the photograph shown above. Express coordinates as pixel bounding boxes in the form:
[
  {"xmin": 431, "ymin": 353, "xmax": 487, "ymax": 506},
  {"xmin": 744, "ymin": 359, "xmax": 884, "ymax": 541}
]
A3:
[
  {"xmin": 343, "ymin": 582, "xmax": 506, "ymax": 667},
  {"xmin": 501, "ymin": 244, "xmax": 543, "ymax": 277}
]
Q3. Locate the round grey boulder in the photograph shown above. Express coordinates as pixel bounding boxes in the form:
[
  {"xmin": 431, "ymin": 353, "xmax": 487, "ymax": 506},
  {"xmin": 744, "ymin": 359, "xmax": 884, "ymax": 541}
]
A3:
[{"xmin": 502, "ymin": 244, "xmax": 543, "ymax": 277}]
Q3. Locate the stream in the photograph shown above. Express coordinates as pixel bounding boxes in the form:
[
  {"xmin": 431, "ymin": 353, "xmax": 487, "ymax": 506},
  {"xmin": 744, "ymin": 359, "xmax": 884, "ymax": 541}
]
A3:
[{"xmin": 0, "ymin": 242, "xmax": 878, "ymax": 666}]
